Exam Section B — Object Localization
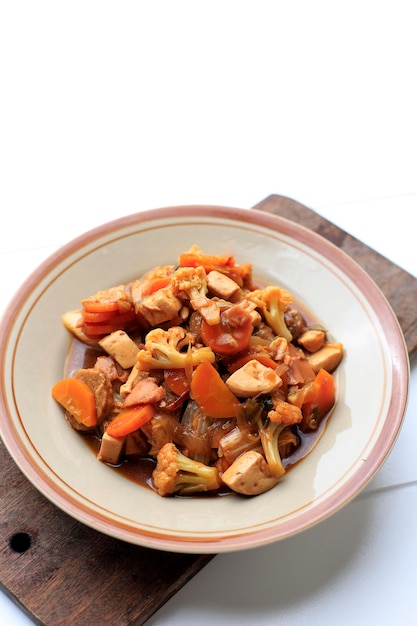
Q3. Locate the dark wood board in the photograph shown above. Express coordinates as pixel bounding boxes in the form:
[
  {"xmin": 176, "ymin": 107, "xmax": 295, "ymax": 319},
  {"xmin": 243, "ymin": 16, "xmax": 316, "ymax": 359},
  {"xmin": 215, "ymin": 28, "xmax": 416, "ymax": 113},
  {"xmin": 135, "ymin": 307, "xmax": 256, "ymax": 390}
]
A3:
[{"xmin": 1, "ymin": 194, "xmax": 416, "ymax": 626}]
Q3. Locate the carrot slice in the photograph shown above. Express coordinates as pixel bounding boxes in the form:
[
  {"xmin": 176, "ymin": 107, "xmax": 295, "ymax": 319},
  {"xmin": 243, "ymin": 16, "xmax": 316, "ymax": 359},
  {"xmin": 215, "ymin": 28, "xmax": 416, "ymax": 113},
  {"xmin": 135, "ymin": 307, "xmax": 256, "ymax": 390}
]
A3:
[
  {"xmin": 82, "ymin": 309, "xmax": 120, "ymax": 323},
  {"xmin": 200, "ymin": 316, "xmax": 253, "ymax": 355},
  {"xmin": 140, "ymin": 277, "xmax": 171, "ymax": 298},
  {"xmin": 106, "ymin": 404, "xmax": 156, "ymax": 438},
  {"xmin": 81, "ymin": 309, "xmax": 137, "ymax": 337},
  {"xmin": 52, "ymin": 378, "xmax": 97, "ymax": 427},
  {"xmin": 227, "ymin": 352, "xmax": 278, "ymax": 373},
  {"xmin": 190, "ymin": 361, "xmax": 240, "ymax": 418},
  {"xmin": 82, "ymin": 301, "xmax": 120, "ymax": 314},
  {"xmin": 302, "ymin": 368, "xmax": 335, "ymax": 419},
  {"xmin": 179, "ymin": 252, "xmax": 235, "ymax": 272}
]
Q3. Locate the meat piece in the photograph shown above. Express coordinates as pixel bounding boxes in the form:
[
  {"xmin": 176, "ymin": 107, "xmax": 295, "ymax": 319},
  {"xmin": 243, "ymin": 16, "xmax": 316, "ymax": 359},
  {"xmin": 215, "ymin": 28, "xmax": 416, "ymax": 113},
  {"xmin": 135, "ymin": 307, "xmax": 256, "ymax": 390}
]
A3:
[
  {"xmin": 125, "ymin": 430, "xmax": 150, "ymax": 458},
  {"xmin": 94, "ymin": 355, "xmax": 128, "ymax": 382},
  {"xmin": 222, "ymin": 301, "xmax": 253, "ymax": 327},
  {"xmin": 123, "ymin": 377, "xmax": 166, "ymax": 407},
  {"xmin": 252, "ymin": 322, "xmax": 276, "ymax": 342},
  {"xmin": 140, "ymin": 411, "xmax": 180, "ymax": 457},
  {"xmin": 284, "ymin": 308, "xmax": 307, "ymax": 341},
  {"xmin": 74, "ymin": 368, "xmax": 113, "ymax": 423},
  {"xmin": 189, "ymin": 296, "xmax": 221, "ymax": 325},
  {"xmin": 64, "ymin": 410, "xmax": 91, "ymax": 432},
  {"xmin": 286, "ymin": 344, "xmax": 316, "ymax": 385},
  {"xmin": 119, "ymin": 366, "xmax": 141, "ymax": 397}
]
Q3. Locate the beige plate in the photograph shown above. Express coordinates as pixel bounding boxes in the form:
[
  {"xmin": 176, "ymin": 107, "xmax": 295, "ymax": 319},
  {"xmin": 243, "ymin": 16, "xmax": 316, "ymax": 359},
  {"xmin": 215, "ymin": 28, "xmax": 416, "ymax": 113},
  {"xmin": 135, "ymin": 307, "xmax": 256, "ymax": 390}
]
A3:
[{"xmin": 0, "ymin": 206, "xmax": 409, "ymax": 553}]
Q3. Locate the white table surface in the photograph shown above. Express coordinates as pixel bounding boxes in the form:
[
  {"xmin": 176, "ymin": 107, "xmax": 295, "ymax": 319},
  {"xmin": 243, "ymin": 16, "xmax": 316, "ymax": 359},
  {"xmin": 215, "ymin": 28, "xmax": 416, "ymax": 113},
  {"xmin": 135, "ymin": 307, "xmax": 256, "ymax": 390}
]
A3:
[{"xmin": 1, "ymin": 3, "xmax": 416, "ymax": 625}]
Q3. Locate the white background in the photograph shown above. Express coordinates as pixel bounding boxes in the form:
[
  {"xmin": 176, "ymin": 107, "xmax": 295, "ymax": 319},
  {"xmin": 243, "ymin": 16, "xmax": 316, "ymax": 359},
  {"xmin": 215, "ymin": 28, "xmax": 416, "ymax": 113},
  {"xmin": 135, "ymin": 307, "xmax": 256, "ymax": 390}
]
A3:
[{"xmin": 1, "ymin": 2, "xmax": 416, "ymax": 625}]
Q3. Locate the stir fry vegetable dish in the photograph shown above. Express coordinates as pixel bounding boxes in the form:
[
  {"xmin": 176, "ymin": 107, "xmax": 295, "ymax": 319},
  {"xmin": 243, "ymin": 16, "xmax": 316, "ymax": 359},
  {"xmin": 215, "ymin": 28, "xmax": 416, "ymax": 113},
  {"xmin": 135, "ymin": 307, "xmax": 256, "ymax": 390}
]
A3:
[{"xmin": 52, "ymin": 245, "xmax": 343, "ymax": 497}]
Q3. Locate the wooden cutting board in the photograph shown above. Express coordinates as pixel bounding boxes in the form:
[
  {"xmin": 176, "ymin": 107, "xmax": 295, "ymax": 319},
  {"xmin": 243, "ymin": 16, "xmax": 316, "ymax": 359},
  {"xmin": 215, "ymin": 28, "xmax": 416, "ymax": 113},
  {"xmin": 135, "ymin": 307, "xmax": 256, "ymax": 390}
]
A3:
[{"xmin": 1, "ymin": 194, "xmax": 416, "ymax": 626}]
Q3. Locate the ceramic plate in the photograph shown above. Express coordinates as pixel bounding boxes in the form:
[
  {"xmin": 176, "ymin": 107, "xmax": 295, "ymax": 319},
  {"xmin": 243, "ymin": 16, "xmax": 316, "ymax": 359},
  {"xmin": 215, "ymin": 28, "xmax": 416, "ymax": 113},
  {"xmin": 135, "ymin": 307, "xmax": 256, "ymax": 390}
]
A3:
[{"xmin": 0, "ymin": 205, "xmax": 409, "ymax": 553}]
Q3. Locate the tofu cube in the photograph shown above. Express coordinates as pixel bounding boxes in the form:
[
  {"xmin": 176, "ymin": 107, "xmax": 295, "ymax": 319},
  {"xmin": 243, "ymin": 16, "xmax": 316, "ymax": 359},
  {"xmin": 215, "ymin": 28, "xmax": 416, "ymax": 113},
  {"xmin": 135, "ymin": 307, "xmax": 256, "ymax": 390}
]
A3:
[
  {"xmin": 98, "ymin": 330, "xmax": 139, "ymax": 369},
  {"xmin": 207, "ymin": 270, "xmax": 240, "ymax": 300},
  {"xmin": 97, "ymin": 431, "xmax": 125, "ymax": 464}
]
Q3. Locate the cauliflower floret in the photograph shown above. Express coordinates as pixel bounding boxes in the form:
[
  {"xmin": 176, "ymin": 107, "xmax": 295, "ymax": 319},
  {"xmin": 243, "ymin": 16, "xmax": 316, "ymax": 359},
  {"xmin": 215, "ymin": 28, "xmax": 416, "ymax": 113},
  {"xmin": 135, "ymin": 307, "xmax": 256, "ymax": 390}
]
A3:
[
  {"xmin": 153, "ymin": 442, "xmax": 221, "ymax": 496},
  {"xmin": 171, "ymin": 265, "xmax": 208, "ymax": 302},
  {"xmin": 246, "ymin": 286, "xmax": 293, "ymax": 342},
  {"xmin": 136, "ymin": 326, "xmax": 216, "ymax": 370},
  {"xmin": 268, "ymin": 398, "xmax": 303, "ymax": 425},
  {"xmin": 260, "ymin": 398, "xmax": 303, "ymax": 478}
]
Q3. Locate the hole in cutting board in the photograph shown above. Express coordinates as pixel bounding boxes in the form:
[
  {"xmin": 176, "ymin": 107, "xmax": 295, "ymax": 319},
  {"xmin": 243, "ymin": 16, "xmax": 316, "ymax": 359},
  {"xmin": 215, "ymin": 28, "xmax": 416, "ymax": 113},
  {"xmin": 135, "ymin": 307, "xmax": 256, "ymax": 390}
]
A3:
[{"xmin": 9, "ymin": 532, "xmax": 32, "ymax": 553}]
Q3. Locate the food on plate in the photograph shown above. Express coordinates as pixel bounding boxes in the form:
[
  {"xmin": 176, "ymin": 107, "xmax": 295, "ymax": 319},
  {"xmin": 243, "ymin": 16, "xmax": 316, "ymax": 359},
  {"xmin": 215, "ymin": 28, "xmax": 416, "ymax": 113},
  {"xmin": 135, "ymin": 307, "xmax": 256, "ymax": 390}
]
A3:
[{"xmin": 52, "ymin": 245, "xmax": 343, "ymax": 498}]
